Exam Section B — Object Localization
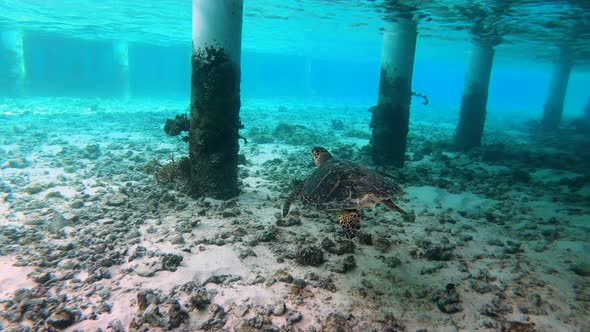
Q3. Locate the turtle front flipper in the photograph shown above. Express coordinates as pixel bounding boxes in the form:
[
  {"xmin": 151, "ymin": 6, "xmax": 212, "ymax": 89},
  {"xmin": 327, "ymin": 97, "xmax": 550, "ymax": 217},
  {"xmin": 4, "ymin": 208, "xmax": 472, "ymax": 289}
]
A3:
[
  {"xmin": 283, "ymin": 180, "xmax": 303, "ymax": 218},
  {"xmin": 337, "ymin": 210, "xmax": 362, "ymax": 239},
  {"xmin": 383, "ymin": 199, "xmax": 408, "ymax": 216}
]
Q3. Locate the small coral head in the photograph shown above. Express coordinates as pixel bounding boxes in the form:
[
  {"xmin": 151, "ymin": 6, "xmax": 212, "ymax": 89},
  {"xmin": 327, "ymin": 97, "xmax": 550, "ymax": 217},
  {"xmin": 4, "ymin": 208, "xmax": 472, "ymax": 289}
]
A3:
[{"xmin": 311, "ymin": 146, "xmax": 332, "ymax": 166}]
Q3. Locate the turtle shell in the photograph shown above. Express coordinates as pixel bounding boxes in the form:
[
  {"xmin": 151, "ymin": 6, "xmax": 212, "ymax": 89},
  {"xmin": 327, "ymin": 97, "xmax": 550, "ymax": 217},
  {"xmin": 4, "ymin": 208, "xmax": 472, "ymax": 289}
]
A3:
[{"xmin": 301, "ymin": 158, "xmax": 403, "ymax": 211}]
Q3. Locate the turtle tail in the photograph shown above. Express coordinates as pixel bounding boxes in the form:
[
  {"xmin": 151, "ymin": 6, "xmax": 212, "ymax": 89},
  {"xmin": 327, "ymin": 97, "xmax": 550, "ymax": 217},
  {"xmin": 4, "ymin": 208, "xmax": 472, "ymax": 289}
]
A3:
[{"xmin": 283, "ymin": 180, "xmax": 303, "ymax": 218}]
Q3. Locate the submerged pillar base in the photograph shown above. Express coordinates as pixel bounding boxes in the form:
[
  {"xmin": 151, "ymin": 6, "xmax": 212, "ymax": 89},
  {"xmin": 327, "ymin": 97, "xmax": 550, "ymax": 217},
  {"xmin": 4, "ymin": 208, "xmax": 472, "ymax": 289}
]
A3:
[
  {"xmin": 112, "ymin": 40, "xmax": 130, "ymax": 100},
  {"xmin": 189, "ymin": 48, "xmax": 241, "ymax": 199},
  {"xmin": 371, "ymin": 18, "xmax": 417, "ymax": 167},
  {"xmin": 541, "ymin": 59, "xmax": 571, "ymax": 131},
  {"xmin": 1, "ymin": 31, "xmax": 26, "ymax": 97},
  {"xmin": 189, "ymin": 0, "xmax": 243, "ymax": 199},
  {"xmin": 455, "ymin": 40, "xmax": 495, "ymax": 150}
]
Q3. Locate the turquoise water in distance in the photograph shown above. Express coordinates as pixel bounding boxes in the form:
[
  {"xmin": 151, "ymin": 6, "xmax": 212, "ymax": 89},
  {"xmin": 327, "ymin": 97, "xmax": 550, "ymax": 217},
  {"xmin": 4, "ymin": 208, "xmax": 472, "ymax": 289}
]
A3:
[{"xmin": 0, "ymin": 0, "xmax": 589, "ymax": 118}]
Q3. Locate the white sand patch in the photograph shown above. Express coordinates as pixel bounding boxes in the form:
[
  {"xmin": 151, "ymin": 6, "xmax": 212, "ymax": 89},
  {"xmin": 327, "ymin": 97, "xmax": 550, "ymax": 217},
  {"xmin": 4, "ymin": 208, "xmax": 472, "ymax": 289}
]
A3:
[
  {"xmin": 533, "ymin": 168, "xmax": 582, "ymax": 183},
  {"xmin": 554, "ymin": 240, "xmax": 590, "ymax": 254},
  {"xmin": 0, "ymin": 143, "xmax": 19, "ymax": 154},
  {"xmin": 0, "ymin": 196, "xmax": 12, "ymax": 221},
  {"xmin": 46, "ymin": 186, "xmax": 79, "ymax": 199},
  {"xmin": 152, "ymin": 141, "xmax": 179, "ymax": 152},
  {"xmin": 64, "ymin": 135, "xmax": 96, "ymax": 147},
  {"xmin": 41, "ymin": 144, "xmax": 63, "ymax": 156},
  {"xmin": 242, "ymin": 143, "xmax": 300, "ymax": 165},
  {"xmin": 76, "ymin": 243, "xmax": 349, "ymax": 331},
  {"xmin": 64, "ymin": 287, "xmax": 137, "ymax": 332},
  {"xmin": 11, "ymin": 211, "xmax": 26, "ymax": 221},
  {"xmin": 407, "ymin": 185, "xmax": 496, "ymax": 211},
  {"xmin": 15, "ymin": 167, "xmax": 66, "ymax": 185},
  {"xmin": 0, "ymin": 256, "xmax": 36, "ymax": 298},
  {"xmin": 524, "ymin": 199, "xmax": 590, "ymax": 225},
  {"xmin": 82, "ymin": 177, "xmax": 101, "ymax": 196},
  {"xmin": 135, "ymin": 245, "xmax": 259, "ymax": 292}
]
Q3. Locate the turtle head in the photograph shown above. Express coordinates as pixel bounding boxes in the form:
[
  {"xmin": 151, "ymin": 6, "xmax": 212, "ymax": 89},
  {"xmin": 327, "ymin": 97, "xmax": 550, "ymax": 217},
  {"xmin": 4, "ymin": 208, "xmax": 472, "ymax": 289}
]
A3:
[{"xmin": 311, "ymin": 146, "xmax": 332, "ymax": 166}]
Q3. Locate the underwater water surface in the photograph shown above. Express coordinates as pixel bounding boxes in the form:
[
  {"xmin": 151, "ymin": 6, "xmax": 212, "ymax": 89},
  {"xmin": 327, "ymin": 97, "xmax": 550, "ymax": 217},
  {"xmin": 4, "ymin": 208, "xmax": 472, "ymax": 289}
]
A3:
[{"xmin": 0, "ymin": 1, "xmax": 589, "ymax": 331}]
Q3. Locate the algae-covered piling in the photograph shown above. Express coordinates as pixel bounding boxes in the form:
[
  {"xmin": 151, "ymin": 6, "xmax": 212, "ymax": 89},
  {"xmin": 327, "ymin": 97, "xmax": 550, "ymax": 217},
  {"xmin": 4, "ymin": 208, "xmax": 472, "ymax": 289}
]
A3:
[
  {"xmin": 371, "ymin": 19, "xmax": 417, "ymax": 167},
  {"xmin": 541, "ymin": 58, "xmax": 572, "ymax": 130},
  {"xmin": 455, "ymin": 40, "xmax": 495, "ymax": 150},
  {"xmin": 189, "ymin": 0, "xmax": 243, "ymax": 199}
]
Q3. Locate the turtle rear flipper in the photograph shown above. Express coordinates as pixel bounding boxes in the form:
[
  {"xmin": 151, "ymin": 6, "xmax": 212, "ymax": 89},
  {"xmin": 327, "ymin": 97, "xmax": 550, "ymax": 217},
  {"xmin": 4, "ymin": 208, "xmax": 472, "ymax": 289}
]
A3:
[
  {"xmin": 383, "ymin": 199, "xmax": 408, "ymax": 216},
  {"xmin": 338, "ymin": 210, "xmax": 361, "ymax": 239},
  {"xmin": 283, "ymin": 180, "xmax": 303, "ymax": 218}
]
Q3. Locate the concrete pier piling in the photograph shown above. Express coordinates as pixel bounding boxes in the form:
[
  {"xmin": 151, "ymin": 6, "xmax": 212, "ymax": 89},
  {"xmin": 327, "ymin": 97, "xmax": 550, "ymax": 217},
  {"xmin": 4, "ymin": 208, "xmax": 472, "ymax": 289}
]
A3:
[
  {"xmin": 541, "ymin": 58, "xmax": 572, "ymax": 130},
  {"xmin": 1, "ymin": 30, "xmax": 26, "ymax": 97},
  {"xmin": 455, "ymin": 39, "xmax": 495, "ymax": 150},
  {"xmin": 189, "ymin": 0, "xmax": 243, "ymax": 199},
  {"xmin": 370, "ymin": 18, "xmax": 417, "ymax": 167},
  {"xmin": 112, "ymin": 40, "xmax": 130, "ymax": 99}
]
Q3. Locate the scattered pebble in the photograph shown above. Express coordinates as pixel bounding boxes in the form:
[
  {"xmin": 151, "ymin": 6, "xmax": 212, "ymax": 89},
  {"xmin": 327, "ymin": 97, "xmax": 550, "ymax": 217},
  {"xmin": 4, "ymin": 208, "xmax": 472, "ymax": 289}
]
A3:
[
  {"xmin": 569, "ymin": 263, "xmax": 590, "ymax": 277},
  {"xmin": 295, "ymin": 245, "xmax": 324, "ymax": 266},
  {"xmin": 47, "ymin": 308, "xmax": 78, "ymax": 329},
  {"xmin": 161, "ymin": 253, "xmax": 183, "ymax": 271},
  {"xmin": 433, "ymin": 283, "xmax": 463, "ymax": 314},
  {"xmin": 286, "ymin": 310, "xmax": 303, "ymax": 323}
]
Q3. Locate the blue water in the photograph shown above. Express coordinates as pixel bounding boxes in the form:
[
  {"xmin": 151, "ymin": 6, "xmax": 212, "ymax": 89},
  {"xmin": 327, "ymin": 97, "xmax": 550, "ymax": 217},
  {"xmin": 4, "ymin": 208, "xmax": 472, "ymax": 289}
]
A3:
[
  {"xmin": 2, "ymin": 31, "xmax": 588, "ymax": 116},
  {"xmin": 1, "ymin": 1, "xmax": 589, "ymax": 117}
]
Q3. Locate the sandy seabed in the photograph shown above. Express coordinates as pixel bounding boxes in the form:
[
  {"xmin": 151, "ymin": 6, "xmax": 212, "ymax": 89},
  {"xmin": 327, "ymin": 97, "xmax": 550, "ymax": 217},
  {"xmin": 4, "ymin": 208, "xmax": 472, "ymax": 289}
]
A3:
[{"xmin": 0, "ymin": 97, "xmax": 589, "ymax": 332}]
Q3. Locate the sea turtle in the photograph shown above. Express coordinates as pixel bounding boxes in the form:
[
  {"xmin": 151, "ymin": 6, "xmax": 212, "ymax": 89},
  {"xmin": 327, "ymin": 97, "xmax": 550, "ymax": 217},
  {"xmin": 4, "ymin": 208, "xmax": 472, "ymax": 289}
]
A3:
[{"xmin": 283, "ymin": 146, "xmax": 407, "ymax": 239}]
